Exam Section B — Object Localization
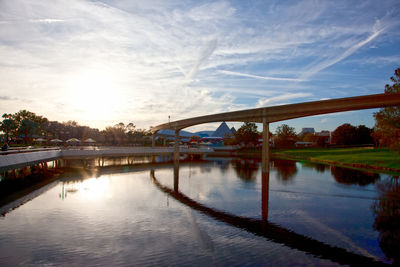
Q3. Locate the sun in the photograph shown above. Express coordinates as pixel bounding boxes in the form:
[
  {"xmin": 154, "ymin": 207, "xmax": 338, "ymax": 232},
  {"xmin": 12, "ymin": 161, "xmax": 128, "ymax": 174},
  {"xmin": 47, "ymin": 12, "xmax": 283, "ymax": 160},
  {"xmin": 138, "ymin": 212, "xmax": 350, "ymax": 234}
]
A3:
[{"xmin": 67, "ymin": 70, "xmax": 122, "ymax": 120}]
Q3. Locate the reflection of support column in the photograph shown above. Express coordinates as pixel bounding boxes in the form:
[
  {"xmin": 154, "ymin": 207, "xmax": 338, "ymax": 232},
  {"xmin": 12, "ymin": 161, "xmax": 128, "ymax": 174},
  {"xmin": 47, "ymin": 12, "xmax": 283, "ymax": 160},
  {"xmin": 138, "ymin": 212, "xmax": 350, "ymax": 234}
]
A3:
[
  {"xmin": 174, "ymin": 129, "xmax": 180, "ymax": 192},
  {"xmin": 174, "ymin": 158, "xmax": 179, "ymax": 192},
  {"xmin": 151, "ymin": 133, "xmax": 156, "ymax": 163},
  {"xmin": 262, "ymin": 118, "xmax": 270, "ymax": 221},
  {"xmin": 262, "ymin": 119, "xmax": 270, "ymax": 172},
  {"xmin": 262, "ymin": 170, "xmax": 270, "ymax": 221},
  {"xmin": 174, "ymin": 129, "xmax": 180, "ymax": 165}
]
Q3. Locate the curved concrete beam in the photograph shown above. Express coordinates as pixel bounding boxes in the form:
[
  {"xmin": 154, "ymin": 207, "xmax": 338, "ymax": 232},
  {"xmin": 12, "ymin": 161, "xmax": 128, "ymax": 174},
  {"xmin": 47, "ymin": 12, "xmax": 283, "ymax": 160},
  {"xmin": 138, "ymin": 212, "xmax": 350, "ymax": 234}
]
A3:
[{"xmin": 151, "ymin": 93, "xmax": 400, "ymax": 132}]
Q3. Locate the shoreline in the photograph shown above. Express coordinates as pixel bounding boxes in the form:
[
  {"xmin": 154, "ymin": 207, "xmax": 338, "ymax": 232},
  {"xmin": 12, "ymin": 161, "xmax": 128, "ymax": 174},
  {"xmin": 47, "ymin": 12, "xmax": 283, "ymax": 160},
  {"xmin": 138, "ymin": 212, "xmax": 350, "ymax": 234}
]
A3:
[
  {"xmin": 271, "ymin": 153, "xmax": 400, "ymax": 175},
  {"xmin": 270, "ymin": 147, "xmax": 400, "ymax": 175},
  {"xmin": 213, "ymin": 147, "xmax": 400, "ymax": 175}
]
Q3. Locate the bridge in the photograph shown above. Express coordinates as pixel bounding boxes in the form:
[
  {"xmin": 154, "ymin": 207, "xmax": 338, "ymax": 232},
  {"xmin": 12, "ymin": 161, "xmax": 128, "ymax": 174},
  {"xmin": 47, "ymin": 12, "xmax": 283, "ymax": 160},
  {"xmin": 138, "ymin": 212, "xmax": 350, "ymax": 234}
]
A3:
[
  {"xmin": 150, "ymin": 93, "xmax": 400, "ymax": 171},
  {"xmin": 0, "ymin": 147, "xmax": 213, "ymax": 172}
]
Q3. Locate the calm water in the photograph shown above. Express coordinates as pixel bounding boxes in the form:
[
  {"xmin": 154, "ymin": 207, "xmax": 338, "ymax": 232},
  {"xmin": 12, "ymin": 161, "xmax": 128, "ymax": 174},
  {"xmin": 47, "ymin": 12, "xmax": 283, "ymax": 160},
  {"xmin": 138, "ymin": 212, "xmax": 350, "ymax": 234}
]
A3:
[{"xmin": 0, "ymin": 157, "xmax": 398, "ymax": 266}]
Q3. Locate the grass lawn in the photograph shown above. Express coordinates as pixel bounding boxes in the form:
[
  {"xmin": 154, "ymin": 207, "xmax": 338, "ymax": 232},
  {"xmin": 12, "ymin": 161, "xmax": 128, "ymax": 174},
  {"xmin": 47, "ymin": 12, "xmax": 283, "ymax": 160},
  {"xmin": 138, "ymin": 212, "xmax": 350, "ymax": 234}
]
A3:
[{"xmin": 272, "ymin": 147, "xmax": 400, "ymax": 173}]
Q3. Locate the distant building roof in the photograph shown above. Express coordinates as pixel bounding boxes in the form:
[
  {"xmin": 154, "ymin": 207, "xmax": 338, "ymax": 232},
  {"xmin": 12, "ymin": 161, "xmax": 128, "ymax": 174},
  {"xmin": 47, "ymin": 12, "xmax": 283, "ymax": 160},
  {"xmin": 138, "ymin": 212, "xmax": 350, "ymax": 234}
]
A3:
[
  {"xmin": 316, "ymin": 131, "xmax": 331, "ymax": 137},
  {"xmin": 212, "ymin": 122, "xmax": 233, "ymax": 138},
  {"xmin": 300, "ymin": 128, "xmax": 315, "ymax": 135},
  {"xmin": 195, "ymin": 131, "xmax": 214, "ymax": 137},
  {"xmin": 157, "ymin": 129, "xmax": 193, "ymax": 137}
]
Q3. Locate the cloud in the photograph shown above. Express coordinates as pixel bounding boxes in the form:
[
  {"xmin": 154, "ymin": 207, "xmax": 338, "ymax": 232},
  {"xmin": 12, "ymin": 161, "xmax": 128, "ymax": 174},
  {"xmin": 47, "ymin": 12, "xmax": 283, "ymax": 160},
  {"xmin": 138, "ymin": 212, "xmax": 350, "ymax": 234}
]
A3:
[
  {"xmin": 299, "ymin": 16, "xmax": 397, "ymax": 79},
  {"xmin": 0, "ymin": 0, "xmax": 398, "ymax": 130},
  {"xmin": 186, "ymin": 38, "xmax": 218, "ymax": 80},
  {"xmin": 0, "ymin": 96, "xmax": 18, "ymax": 101},
  {"xmin": 300, "ymin": 30, "xmax": 383, "ymax": 79},
  {"xmin": 257, "ymin": 92, "xmax": 313, "ymax": 107},
  {"xmin": 29, "ymin": 19, "xmax": 65, "ymax": 23},
  {"xmin": 219, "ymin": 70, "xmax": 304, "ymax": 82}
]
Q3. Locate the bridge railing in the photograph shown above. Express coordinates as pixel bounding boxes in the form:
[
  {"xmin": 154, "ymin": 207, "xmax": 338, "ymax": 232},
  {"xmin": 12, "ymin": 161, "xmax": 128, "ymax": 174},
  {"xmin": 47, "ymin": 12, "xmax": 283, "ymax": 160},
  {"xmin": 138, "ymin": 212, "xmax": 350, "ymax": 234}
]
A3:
[{"xmin": 0, "ymin": 147, "xmax": 60, "ymax": 156}]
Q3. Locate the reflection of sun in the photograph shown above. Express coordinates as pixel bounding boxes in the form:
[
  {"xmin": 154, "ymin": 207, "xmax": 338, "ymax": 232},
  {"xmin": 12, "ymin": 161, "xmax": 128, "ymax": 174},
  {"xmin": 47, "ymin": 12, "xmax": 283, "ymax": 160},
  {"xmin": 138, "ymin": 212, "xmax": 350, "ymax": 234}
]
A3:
[
  {"xmin": 68, "ymin": 70, "xmax": 122, "ymax": 119},
  {"xmin": 76, "ymin": 177, "xmax": 110, "ymax": 201}
]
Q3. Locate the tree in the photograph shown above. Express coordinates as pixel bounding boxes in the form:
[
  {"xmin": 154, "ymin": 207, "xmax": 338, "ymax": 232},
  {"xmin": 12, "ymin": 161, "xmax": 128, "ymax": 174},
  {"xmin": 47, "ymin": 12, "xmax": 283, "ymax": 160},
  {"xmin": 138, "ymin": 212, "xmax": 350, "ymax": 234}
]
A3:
[
  {"xmin": 18, "ymin": 119, "xmax": 38, "ymax": 144},
  {"xmin": 275, "ymin": 124, "xmax": 297, "ymax": 148},
  {"xmin": 0, "ymin": 118, "xmax": 17, "ymax": 142},
  {"xmin": 355, "ymin": 125, "xmax": 373, "ymax": 145},
  {"xmin": 373, "ymin": 68, "xmax": 400, "ymax": 150},
  {"xmin": 331, "ymin": 123, "xmax": 357, "ymax": 145},
  {"xmin": 234, "ymin": 122, "xmax": 260, "ymax": 147}
]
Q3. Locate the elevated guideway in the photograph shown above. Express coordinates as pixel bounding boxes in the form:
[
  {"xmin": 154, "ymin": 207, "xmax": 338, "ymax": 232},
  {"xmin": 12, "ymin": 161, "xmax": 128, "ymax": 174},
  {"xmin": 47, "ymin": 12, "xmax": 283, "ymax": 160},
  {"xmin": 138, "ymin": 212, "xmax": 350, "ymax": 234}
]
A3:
[
  {"xmin": 151, "ymin": 93, "xmax": 400, "ymax": 131},
  {"xmin": 150, "ymin": 93, "xmax": 400, "ymax": 172}
]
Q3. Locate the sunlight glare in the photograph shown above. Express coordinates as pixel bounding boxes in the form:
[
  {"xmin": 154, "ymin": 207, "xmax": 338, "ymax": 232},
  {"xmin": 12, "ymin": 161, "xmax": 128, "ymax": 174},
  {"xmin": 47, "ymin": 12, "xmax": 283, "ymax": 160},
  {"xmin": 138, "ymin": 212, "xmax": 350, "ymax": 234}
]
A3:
[
  {"xmin": 68, "ymin": 70, "xmax": 122, "ymax": 120},
  {"xmin": 76, "ymin": 176, "xmax": 111, "ymax": 201}
]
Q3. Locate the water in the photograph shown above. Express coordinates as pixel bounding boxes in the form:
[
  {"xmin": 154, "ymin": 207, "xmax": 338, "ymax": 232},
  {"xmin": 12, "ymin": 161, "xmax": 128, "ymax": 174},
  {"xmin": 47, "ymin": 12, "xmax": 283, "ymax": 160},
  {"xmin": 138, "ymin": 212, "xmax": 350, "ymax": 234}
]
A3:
[{"xmin": 0, "ymin": 158, "xmax": 398, "ymax": 266}]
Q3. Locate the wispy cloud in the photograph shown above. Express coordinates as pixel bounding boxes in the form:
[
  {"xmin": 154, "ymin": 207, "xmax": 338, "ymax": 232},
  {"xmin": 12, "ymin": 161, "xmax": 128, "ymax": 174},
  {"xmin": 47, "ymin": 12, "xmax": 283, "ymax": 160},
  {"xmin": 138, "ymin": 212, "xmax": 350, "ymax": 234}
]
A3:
[
  {"xmin": 219, "ymin": 70, "xmax": 304, "ymax": 82},
  {"xmin": 186, "ymin": 38, "xmax": 218, "ymax": 80},
  {"xmin": 0, "ymin": 96, "xmax": 17, "ymax": 101},
  {"xmin": 257, "ymin": 92, "xmax": 313, "ymax": 107},
  {"xmin": 300, "ymin": 17, "xmax": 394, "ymax": 79},
  {"xmin": 30, "ymin": 19, "xmax": 65, "ymax": 23}
]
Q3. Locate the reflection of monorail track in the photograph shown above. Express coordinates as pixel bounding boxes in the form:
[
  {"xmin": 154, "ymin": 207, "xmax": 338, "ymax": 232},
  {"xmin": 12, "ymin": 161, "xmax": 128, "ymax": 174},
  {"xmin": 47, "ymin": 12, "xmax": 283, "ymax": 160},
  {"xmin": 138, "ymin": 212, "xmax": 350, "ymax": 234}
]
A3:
[{"xmin": 150, "ymin": 170, "xmax": 386, "ymax": 266}]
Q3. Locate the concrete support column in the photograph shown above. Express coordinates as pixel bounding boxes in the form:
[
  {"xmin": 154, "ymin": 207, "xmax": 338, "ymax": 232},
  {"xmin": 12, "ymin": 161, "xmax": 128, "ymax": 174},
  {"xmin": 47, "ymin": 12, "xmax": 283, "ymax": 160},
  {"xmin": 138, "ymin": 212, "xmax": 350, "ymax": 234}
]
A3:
[
  {"xmin": 152, "ymin": 134, "xmax": 156, "ymax": 148},
  {"xmin": 174, "ymin": 129, "xmax": 180, "ymax": 165},
  {"xmin": 261, "ymin": 118, "xmax": 270, "ymax": 221}
]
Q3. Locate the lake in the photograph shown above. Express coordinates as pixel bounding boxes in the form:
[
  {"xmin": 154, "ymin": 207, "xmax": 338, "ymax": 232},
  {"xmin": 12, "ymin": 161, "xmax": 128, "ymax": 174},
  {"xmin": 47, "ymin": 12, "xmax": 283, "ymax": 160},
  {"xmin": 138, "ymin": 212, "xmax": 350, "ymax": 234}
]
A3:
[{"xmin": 0, "ymin": 157, "xmax": 398, "ymax": 266}]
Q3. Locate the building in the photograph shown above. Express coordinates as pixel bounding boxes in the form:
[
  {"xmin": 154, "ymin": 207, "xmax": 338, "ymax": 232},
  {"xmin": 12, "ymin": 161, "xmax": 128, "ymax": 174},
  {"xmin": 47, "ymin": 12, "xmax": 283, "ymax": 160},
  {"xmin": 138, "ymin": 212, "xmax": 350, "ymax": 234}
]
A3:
[
  {"xmin": 299, "ymin": 128, "xmax": 315, "ymax": 135},
  {"xmin": 212, "ymin": 122, "xmax": 234, "ymax": 138}
]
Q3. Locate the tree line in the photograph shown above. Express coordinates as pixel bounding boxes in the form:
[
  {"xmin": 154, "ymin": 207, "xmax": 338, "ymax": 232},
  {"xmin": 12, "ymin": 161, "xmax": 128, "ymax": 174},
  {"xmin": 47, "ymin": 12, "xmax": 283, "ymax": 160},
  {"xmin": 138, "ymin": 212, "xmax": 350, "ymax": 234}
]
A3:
[
  {"xmin": 1, "ymin": 68, "xmax": 399, "ymax": 149},
  {"xmin": 0, "ymin": 111, "xmax": 151, "ymax": 146},
  {"xmin": 230, "ymin": 121, "xmax": 374, "ymax": 148}
]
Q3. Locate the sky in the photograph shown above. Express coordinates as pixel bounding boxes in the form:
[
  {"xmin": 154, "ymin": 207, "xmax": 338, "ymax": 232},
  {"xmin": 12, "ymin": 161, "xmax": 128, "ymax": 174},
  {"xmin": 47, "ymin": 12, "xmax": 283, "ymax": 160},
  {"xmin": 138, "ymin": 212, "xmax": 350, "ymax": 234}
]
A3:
[{"xmin": 0, "ymin": 0, "xmax": 399, "ymax": 133}]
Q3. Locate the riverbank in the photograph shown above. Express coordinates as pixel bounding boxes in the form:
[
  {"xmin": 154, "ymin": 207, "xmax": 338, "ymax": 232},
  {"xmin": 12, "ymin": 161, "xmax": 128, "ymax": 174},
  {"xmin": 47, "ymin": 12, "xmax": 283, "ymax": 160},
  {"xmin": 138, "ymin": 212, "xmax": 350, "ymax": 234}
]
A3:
[{"xmin": 271, "ymin": 147, "xmax": 400, "ymax": 175}]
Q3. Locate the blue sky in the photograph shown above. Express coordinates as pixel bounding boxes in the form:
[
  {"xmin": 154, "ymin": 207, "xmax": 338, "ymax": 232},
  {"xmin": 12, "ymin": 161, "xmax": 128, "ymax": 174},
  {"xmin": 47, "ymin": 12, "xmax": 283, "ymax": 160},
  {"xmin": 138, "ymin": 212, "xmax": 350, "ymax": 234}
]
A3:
[{"xmin": 0, "ymin": 0, "xmax": 399, "ymax": 133}]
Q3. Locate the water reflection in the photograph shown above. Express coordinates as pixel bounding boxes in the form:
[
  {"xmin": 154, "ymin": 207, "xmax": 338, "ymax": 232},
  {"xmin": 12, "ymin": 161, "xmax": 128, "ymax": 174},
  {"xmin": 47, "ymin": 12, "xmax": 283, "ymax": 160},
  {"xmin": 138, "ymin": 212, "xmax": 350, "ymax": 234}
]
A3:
[
  {"xmin": 302, "ymin": 162, "xmax": 327, "ymax": 173},
  {"xmin": 1, "ymin": 157, "xmax": 396, "ymax": 265},
  {"xmin": 230, "ymin": 159, "xmax": 260, "ymax": 182},
  {"xmin": 272, "ymin": 159, "xmax": 298, "ymax": 184},
  {"xmin": 331, "ymin": 166, "xmax": 380, "ymax": 186},
  {"xmin": 151, "ymin": 165, "xmax": 383, "ymax": 266},
  {"xmin": 59, "ymin": 177, "xmax": 110, "ymax": 201},
  {"xmin": 372, "ymin": 177, "xmax": 400, "ymax": 264}
]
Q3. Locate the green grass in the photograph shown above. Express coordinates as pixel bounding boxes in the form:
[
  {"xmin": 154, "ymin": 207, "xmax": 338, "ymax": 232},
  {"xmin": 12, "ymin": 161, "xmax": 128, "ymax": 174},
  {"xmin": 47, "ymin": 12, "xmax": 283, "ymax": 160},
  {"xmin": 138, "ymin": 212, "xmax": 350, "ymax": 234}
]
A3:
[{"xmin": 272, "ymin": 147, "xmax": 400, "ymax": 173}]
